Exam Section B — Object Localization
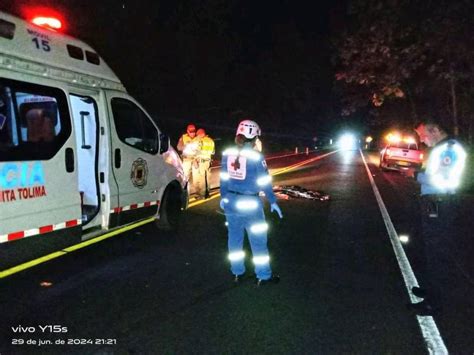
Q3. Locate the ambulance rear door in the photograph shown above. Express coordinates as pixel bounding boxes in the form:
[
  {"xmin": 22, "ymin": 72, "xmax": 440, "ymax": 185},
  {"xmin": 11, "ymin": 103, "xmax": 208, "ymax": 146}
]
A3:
[
  {"xmin": 105, "ymin": 91, "xmax": 163, "ymax": 227},
  {"xmin": 0, "ymin": 77, "xmax": 82, "ymax": 269},
  {"xmin": 68, "ymin": 89, "xmax": 103, "ymax": 230}
]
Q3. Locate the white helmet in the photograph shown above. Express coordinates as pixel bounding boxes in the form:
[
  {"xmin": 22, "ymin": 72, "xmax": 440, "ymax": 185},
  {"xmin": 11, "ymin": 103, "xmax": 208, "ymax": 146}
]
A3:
[{"xmin": 236, "ymin": 120, "xmax": 261, "ymax": 139}]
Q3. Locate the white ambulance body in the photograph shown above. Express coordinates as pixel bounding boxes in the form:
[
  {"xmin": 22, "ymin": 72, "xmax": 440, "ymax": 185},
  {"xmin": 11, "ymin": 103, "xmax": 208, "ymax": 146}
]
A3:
[{"xmin": 0, "ymin": 11, "xmax": 187, "ymax": 269}]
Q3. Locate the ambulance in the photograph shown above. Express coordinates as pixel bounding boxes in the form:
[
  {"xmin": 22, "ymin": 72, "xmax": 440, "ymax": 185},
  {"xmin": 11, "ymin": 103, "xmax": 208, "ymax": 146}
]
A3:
[{"xmin": 0, "ymin": 11, "xmax": 188, "ymax": 269}]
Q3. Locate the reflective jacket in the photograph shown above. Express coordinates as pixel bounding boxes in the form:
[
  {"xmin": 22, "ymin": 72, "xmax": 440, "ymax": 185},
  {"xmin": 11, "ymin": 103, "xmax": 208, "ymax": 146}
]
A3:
[
  {"xmin": 220, "ymin": 146, "xmax": 276, "ymax": 204},
  {"xmin": 197, "ymin": 136, "xmax": 215, "ymax": 160},
  {"xmin": 417, "ymin": 138, "xmax": 466, "ymax": 195},
  {"xmin": 177, "ymin": 134, "xmax": 201, "ymax": 158}
]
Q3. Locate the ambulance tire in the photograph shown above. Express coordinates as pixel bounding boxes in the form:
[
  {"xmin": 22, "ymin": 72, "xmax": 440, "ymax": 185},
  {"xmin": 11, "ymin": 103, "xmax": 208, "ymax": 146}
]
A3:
[{"xmin": 157, "ymin": 184, "xmax": 183, "ymax": 232}]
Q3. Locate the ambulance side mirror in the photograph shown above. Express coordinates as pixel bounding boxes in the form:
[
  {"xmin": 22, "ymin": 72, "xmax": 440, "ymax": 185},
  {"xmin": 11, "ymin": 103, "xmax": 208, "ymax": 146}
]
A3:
[{"xmin": 159, "ymin": 133, "xmax": 169, "ymax": 154}]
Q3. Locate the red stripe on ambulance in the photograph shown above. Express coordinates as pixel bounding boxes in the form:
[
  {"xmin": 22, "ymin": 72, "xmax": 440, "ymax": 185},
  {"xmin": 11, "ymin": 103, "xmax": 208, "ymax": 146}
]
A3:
[
  {"xmin": 0, "ymin": 219, "xmax": 82, "ymax": 244},
  {"xmin": 65, "ymin": 219, "xmax": 79, "ymax": 228},
  {"xmin": 8, "ymin": 231, "xmax": 25, "ymax": 241},
  {"xmin": 110, "ymin": 200, "xmax": 160, "ymax": 214},
  {"xmin": 39, "ymin": 225, "xmax": 54, "ymax": 234}
]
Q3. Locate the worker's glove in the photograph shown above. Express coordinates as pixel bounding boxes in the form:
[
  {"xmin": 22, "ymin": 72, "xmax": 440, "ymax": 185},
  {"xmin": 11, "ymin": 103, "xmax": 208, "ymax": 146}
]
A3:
[
  {"xmin": 220, "ymin": 198, "xmax": 229, "ymax": 210},
  {"xmin": 270, "ymin": 203, "xmax": 283, "ymax": 219}
]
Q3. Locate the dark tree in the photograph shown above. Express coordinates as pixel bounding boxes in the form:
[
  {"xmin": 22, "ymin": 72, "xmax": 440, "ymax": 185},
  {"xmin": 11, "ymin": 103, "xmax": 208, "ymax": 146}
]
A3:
[{"xmin": 334, "ymin": 0, "xmax": 474, "ymax": 139}]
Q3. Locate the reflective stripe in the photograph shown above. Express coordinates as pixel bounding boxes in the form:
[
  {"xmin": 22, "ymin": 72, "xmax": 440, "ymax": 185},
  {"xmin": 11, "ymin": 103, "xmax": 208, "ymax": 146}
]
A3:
[
  {"xmin": 223, "ymin": 148, "xmax": 261, "ymax": 160},
  {"xmin": 250, "ymin": 222, "xmax": 268, "ymax": 234},
  {"xmin": 228, "ymin": 251, "xmax": 246, "ymax": 261},
  {"xmin": 220, "ymin": 172, "xmax": 230, "ymax": 181},
  {"xmin": 222, "ymin": 198, "xmax": 229, "ymax": 203},
  {"xmin": 427, "ymin": 142, "xmax": 466, "ymax": 190},
  {"xmin": 197, "ymin": 136, "xmax": 215, "ymax": 159},
  {"xmin": 0, "ymin": 218, "xmax": 82, "ymax": 244},
  {"xmin": 236, "ymin": 199, "xmax": 259, "ymax": 210},
  {"xmin": 201, "ymin": 137, "xmax": 215, "ymax": 150},
  {"xmin": 223, "ymin": 148, "xmax": 239, "ymax": 156},
  {"xmin": 240, "ymin": 149, "xmax": 261, "ymax": 161},
  {"xmin": 432, "ymin": 174, "xmax": 461, "ymax": 190},
  {"xmin": 257, "ymin": 175, "xmax": 272, "ymax": 186},
  {"xmin": 253, "ymin": 255, "xmax": 270, "ymax": 265},
  {"xmin": 111, "ymin": 200, "xmax": 159, "ymax": 214}
]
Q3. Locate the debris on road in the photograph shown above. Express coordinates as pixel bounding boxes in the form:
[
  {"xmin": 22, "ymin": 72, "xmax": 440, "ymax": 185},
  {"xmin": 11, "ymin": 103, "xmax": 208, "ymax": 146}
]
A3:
[
  {"xmin": 40, "ymin": 281, "xmax": 53, "ymax": 287},
  {"xmin": 273, "ymin": 185, "xmax": 330, "ymax": 201}
]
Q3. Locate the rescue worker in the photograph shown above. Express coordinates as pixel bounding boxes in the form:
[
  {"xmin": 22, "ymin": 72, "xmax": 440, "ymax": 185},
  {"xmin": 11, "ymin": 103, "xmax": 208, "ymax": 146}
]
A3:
[
  {"xmin": 193, "ymin": 128, "xmax": 215, "ymax": 199},
  {"xmin": 219, "ymin": 119, "xmax": 283, "ymax": 286},
  {"xmin": 177, "ymin": 124, "xmax": 200, "ymax": 184},
  {"xmin": 407, "ymin": 119, "xmax": 467, "ymax": 315}
]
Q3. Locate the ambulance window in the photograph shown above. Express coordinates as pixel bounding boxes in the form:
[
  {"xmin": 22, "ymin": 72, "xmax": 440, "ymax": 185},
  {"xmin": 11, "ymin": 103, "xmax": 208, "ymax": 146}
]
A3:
[
  {"xmin": 111, "ymin": 98, "xmax": 158, "ymax": 154},
  {"xmin": 67, "ymin": 44, "xmax": 84, "ymax": 60},
  {"xmin": 85, "ymin": 51, "xmax": 100, "ymax": 65},
  {"xmin": 0, "ymin": 78, "xmax": 71, "ymax": 162},
  {"xmin": 0, "ymin": 19, "xmax": 15, "ymax": 39}
]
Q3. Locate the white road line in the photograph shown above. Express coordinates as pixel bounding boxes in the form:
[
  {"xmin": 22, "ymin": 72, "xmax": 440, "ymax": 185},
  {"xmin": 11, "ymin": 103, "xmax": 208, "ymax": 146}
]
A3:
[{"xmin": 359, "ymin": 150, "xmax": 448, "ymax": 355}]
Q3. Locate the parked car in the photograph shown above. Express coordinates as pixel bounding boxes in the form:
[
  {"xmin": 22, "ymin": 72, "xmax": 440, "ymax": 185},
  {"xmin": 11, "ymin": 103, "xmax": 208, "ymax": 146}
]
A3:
[{"xmin": 379, "ymin": 138, "xmax": 424, "ymax": 172}]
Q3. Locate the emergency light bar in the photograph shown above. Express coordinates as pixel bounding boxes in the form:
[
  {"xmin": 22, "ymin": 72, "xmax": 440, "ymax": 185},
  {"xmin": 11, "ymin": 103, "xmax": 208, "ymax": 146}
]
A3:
[
  {"xmin": 385, "ymin": 132, "xmax": 401, "ymax": 143},
  {"xmin": 31, "ymin": 16, "xmax": 62, "ymax": 30},
  {"xmin": 385, "ymin": 132, "xmax": 417, "ymax": 144}
]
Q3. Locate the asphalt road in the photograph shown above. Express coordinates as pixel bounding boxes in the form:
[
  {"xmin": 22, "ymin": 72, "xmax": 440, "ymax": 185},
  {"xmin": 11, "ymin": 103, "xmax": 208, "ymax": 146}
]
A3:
[{"xmin": 1, "ymin": 149, "xmax": 473, "ymax": 354}]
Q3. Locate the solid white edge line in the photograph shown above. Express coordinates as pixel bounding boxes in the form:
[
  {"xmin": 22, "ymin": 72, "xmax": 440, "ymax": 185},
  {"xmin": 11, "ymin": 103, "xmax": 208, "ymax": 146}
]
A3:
[{"xmin": 359, "ymin": 149, "xmax": 448, "ymax": 355}]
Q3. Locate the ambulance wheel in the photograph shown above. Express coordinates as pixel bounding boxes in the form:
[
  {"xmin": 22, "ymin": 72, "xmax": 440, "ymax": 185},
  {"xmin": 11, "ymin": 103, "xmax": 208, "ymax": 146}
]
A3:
[{"xmin": 157, "ymin": 184, "xmax": 183, "ymax": 231}]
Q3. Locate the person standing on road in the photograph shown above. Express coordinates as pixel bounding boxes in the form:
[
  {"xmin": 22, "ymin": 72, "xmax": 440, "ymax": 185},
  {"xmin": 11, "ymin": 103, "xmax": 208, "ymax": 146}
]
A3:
[
  {"xmin": 219, "ymin": 119, "xmax": 283, "ymax": 286},
  {"xmin": 177, "ymin": 123, "xmax": 201, "ymax": 187},
  {"xmin": 408, "ymin": 119, "xmax": 467, "ymax": 315},
  {"xmin": 193, "ymin": 128, "xmax": 215, "ymax": 199}
]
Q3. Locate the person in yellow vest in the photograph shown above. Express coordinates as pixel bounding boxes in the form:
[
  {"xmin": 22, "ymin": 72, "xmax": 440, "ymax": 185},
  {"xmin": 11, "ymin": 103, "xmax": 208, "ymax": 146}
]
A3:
[
  {"xmin": 193, "ymin": 128, "xmax": 215, "ymax": 199},
  {"xmin": 177, "ymin": 124, "xmax": 201, "ymax": 184}
]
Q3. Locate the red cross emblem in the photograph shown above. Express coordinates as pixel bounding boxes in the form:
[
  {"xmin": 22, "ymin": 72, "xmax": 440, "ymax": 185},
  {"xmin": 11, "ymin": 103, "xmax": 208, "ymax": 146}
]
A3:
[{"xmin": 230, "ymin": 157, "xmax": 240, "ymax": 171}]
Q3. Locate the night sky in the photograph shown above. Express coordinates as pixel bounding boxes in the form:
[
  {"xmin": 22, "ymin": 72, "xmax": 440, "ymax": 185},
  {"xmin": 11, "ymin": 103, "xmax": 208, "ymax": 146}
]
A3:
[{"xmin": 1, "ymin": 1, "xmax": 348, "ymax": 149}]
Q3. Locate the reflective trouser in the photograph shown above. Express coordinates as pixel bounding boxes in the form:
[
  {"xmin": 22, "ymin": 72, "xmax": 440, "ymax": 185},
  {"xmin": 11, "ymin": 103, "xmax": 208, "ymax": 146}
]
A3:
[
  {"xmin": 225, "ymin": 195, "xmax": 272, "ymax": 280},
  {"xmin": 192, "ymin": 159, "xmax": 211, "ymax": 197},
  {"xmin": 182, "ymin": 158, "xmax": 194, "ymax": 183}
]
